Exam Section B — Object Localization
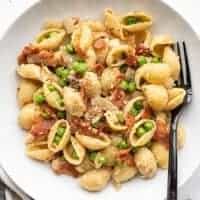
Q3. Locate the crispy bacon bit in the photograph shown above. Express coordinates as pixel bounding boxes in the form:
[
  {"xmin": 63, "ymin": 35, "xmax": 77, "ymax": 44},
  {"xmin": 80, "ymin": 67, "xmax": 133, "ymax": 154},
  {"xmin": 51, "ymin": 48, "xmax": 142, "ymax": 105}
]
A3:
[
  {"xmin": 125, "ymin": 114, "xmax": 135, "ymax": 129},
  {"xmin": 111, "ymin": 88, "xmax": 126, "ymax": 108},
  {"xmin": 30, "ymin": 119, "xmax": 56, "ymax": 137},
  {"xmin": 93, "ymin": 63, "xmax": 105, "ymax": 75},
  {"xmin": 125, "ymin": 54, "xmax": 137, "ymax": 67},
  {"xmin": 136, "ymin": 43, "xmax": 151, "ymax": 56},
  {"xmin": 18, "ymin": 44, "xmax": 65, "ymax": 67},
  {"xmin": 153, "ymin": 119, "xmax": 169, "ymax": 148},
  {"xmin": 141, "ymin": 107, "xmax": 152, "ymax": 119},
  {"xmin": 52, "ymin": 158, "xmax": 80, "ymax": 177},
  {"xmin": 75, "ymin": 47, "xmax": 86, "ymax": 58},
  {"xmin": 93, "ymin": 38, "xmax": 106, "ymax": 50},
  {"xmin": 117, "ymin": 149, "xmax": 135, "ymax": 166}
]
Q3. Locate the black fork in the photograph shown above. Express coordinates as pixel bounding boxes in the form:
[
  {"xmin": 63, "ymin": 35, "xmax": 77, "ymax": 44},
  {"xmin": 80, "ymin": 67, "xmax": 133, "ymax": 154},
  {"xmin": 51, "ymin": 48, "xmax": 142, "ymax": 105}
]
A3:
[{"xmin": 167, "ymin": 41, "xmax": 193, "ymax": 200}]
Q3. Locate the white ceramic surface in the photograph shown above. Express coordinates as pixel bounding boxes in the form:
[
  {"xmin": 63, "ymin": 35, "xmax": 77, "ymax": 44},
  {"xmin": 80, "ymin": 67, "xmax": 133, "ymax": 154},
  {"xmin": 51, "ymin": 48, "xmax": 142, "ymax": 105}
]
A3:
[{"xmin": 0, "ymin": 0, "xmax": 199, "ymax": 199}]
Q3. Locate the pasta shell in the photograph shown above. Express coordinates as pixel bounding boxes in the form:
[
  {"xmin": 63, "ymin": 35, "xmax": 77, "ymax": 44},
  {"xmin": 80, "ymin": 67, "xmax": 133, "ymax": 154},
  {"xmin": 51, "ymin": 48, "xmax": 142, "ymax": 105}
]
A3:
[
  {"xmin": 135, "ymin": 63, "xmax": 171, "ymax": 89},
  {"xmin": 82, "ymin": 72, "xmax": 101, "ymax": 97},
  {"xmin": 86, "ymin": 20, "xmax": 106, "ymax": 32},
  {"xmin": 106, "ymin": 45, "xmax": 129, "ymax": 67},
  {"xmin": 63, "ymin": 17, "xmax": 80, "ymax": 34},
  {"xmin": 26, "ymin": 141, "xmax": 54, "ymax": 161},
  {"xmin": 71, "ymin": 23, "xmax": 93, "ymax": 53},
  {"xmin": 104, "ymin": 9, "xmax": 122, "ymax": 39},
  {"xmin": 129, "ymin": 119, "xmax": 156, "ymax": 147},
  {"xmin": 43, "ymin": 19, "xmax": 64, "ymax": 30},
  {"xmin": 40, "ymin": 66, "xmax": 59, "ymax": 83},
  {"xmin": 17, "ymin": 79, "xmax": 39, "ymax": 107},
  {"xmin": 43, "ymin": 81, "xmax": 65, "ymax": 111},
  {"xmin": 75, "ymin": 133, "xmax": 111, "ymax": 150},
  {"xmin": 112, "ymin": 165, "xmax": 138, "ymax": 184},
  {"xmin": 75, "ymin": 156, "xmax": 94, "ymax": 174},
  {"xmin": 166, "ymin": 88, "xmax": 186, "ymax": 110},
  {"xmin": 85, "ymin": 47, "xmax": 97, "ymax": 69},
  {"xmin": 17, "ymin": 64, "xmax": 41, "ymax": 81},
  {"xmin": 105, "ymin": 110, "xmax": 127, "ymax": 131},
  {"xmin": 124, "ymin": 96, "xmax": 145, "ymax": 120},
  {"xmin": 121, "ymin": 11, "xmax": 152, "ymax": 32},
  {"xmin": 63, "ymin": 87, "xmax": 86, "ymax": 117},
  {"xmin": 79, "ymin": 168, "xmax": 111, "ymax": 192},
  {"xmin": 35, "ymin": 28, "xmax": 66, "ymax": 50},
  {"xmin": 163, "ymin": 47, "xmax": 180, "ymax": 80},
  {"xmin": 151, "ymin": 142, "xmax": 169, "ymax": 169},
  {"xmin": 91, "ymin": 96, "xmax": 118, "ymax": 112},
  {"xmin": 142, "ymin": 84, "xmax": 168, "ymax": 111},
  {"xmin": 48, "ymin": 119, "xmax": 70, "ymax": 153},
  {"xmin": 63, "ymin": 136, "xmax": 86, "ymax": 165},
  {"xmin": 18, "ymin": 103, "xmax": 40, "ymax": 130},
  {"xmin": 134, "ymin": 147, "xmax": 157, "ymax": 178},
  {"xmin": 101, "ymin": 68, "xmax": 121, "ymax": 93},
  {"xmin": 150, "ymin": 35, "xmax": 174, "ymax": 57}
]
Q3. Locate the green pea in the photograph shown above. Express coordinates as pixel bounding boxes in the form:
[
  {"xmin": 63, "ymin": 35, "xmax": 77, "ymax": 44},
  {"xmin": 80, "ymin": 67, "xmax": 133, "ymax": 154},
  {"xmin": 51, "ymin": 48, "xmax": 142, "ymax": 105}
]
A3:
[
  {"xmin": 48, "ymin": 84, "xmax": 56, "ymax": 92},
  {"xmin": 117, "ymin": 140, "xmax": 129, "ymax": 149},
  {"xmin": 124, "ymin": 16, "xmax": 138, "ymax": 25},
  {"xmin": 120, "ymin": 80, "xmax": 129, "ymax": 91},
  {"xmin": 57, "ymin": 111, "xmax": 66, "ymax": 119},
  {"xmin": 33, "ymin": 94, "xmax": 45, "ymax": 104},
  {"xmin": 56, "ymin": 67, "xmax": 65, "ymax": 77},
  {"xmin": 138, "ymin": 56, "xmax": 147, "ymax": 66},
  {"xmin": 72, "ymin": 61, "xmax": 88, "ymax": 75},
  {"xmin": 56, "ymin": 127, "xmax": 66, "ymax": 137},
  {"xmin": 143, "ymin": 121, "xmax": 154, "ymax": 131},
  {"xmin": 127, "ymin": 81, "xmax": 136, "ymax": 93},
  {"xmin": 53, "ymin": 135, "xmax": 61, "ymax": 144},
  {"xmin": 58, "ymin": 78, "xmax": 68, "ymax": 87},
  {"xmin": 136, "ymin": 127, "xmax": 146, "ymax": 137},
  {"xmin": 134, "ymin": 100, "xmax": 143, "ymax": 110},
  {"xmin": 97, "ymin": 155, "xmax": 107, "ymax": 165},
  {"xmin": 89, "ymin": 152, "xmax": 97, "ymax": 161},
  {"xmin": 151, "ymin": 57, "xmax": 161, "ymax": 63},
  {"xmin": 65, "ymin": 43, "xmax": 75, "ymax": 54},
  {"xmin": 56, "ymin": 67, "xmax": 70, "ymax": 79}
]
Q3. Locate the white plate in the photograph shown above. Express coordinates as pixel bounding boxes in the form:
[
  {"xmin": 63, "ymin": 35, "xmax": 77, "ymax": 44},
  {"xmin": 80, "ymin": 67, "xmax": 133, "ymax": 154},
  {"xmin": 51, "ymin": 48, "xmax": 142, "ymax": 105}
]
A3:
[{"xmin": 0, "ymin": 0, "xmax": 199, "ymax": 199}]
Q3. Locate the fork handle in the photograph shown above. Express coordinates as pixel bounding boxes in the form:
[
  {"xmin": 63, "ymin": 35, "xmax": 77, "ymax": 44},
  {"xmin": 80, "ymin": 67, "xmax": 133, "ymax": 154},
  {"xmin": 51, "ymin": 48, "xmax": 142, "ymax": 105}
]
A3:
[{"xmin": 167, "ymin": 115, "xmax": 179, "ymax": 200}]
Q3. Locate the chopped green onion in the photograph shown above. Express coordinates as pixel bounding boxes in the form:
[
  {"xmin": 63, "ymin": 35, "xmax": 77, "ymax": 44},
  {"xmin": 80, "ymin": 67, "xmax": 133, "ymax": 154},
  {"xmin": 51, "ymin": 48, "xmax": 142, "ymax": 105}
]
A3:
[
  {"xmin": 138, "ymin": 56, "xmax": 147, "ymax": 66},
  {"xmin": 65, "ymin": 43, "xmax": 75, "ymax": 54},
  {"xmin": 143, "ymin": 121, "xmax": 154, "ymax": 131},
  {"xmin": 33, "ymin": 94, "xmax": 45, "ymax": 105}
]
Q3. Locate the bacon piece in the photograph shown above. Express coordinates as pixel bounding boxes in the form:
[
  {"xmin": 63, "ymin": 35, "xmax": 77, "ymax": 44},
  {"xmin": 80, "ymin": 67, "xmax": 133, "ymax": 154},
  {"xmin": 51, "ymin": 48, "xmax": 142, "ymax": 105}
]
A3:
[
  {"xmin": 93, "ymin": 38, "xmax": 106, "ymax": 50},
  {"xmin": 136, "ymin": 43, "xmax": 151, "ymax": 56},
  {"xmin": 125, "ymin": 54, "xmax": 137, "ymax": 67},
  {"xmin": 30, "ymin": 119, "xmax": 56, "ymax": 137},
  {"xmin": 141, "ymin": 107, "xmax": 152, "ymax": 119},
  {"xmin": 117, "ymin": 149, "xmax": 135, "ymax": 166},
  {"xmin": 111, "ymin": 88, "xmax": 126, "ymax": 108},
  {"xmin": 153, "ymin": 119, "xmax": 170, "ymax": 148},
  {"xmin": 18, "ymin": 44, "xmax": 65, "ymax": 67},
  {"xmin": 125, "ymin": 114, "xmax": 135, "ymax": 129},
  {"xmin": 52, "ymin": 158, "xmax": 80, "ymax": 177},
  {"xmin": 93, "ymin": 63, "xmax": 105, "ymax": 75}
]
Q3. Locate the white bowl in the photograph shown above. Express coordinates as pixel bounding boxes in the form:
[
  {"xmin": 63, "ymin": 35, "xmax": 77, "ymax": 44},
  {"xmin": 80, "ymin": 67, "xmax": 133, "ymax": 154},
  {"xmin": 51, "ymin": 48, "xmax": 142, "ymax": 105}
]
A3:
[{"xmin": 0, "ymin": 0, "xmax": 200, "ymax": 199}]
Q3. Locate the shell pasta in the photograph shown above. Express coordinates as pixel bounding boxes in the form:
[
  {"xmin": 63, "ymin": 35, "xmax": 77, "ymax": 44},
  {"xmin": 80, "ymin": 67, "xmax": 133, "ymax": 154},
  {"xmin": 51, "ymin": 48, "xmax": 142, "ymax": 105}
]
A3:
[{"xmin": 16, "ymin": 9, "xmax": 186, "ymax": 192}]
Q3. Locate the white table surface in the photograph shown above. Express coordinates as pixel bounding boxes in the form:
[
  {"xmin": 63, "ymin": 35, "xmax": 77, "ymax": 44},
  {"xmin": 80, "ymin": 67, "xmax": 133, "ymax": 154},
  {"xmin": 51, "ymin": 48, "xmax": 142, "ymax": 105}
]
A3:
[{"xmin": 0, "ymin": 0, "xmax": 199, "ymax": 199}]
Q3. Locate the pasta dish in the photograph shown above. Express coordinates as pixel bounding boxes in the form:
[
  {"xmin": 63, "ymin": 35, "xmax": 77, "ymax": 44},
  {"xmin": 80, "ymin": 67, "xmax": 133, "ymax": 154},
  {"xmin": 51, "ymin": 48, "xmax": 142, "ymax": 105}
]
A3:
[{"xmin": 16, "ymin": 9, "xmax": 186, "ymax": 192}]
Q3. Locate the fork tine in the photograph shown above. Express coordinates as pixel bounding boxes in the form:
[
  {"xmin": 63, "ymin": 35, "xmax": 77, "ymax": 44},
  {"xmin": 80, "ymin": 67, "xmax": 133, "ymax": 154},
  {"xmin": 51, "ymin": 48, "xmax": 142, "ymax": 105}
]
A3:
[
  {"xmin": 182, "ymin": 41, "xmax": 192, "ymax": 88},
  {"xmin": 176, "ymin": 42, "xmax": 184, "ymax": 86}
]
